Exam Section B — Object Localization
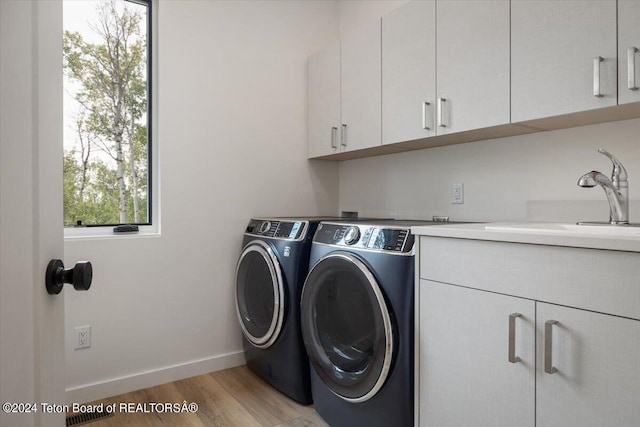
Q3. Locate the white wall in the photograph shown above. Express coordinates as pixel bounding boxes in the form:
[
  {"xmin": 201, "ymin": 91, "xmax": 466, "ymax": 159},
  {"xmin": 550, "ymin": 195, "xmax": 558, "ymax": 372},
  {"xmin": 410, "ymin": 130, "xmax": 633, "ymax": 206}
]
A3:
[
  {"xmin": 339, "ymin": 118, "xmax": 640, "ymax": 223},
  {"xmin": 64, "ymin": 0, "xmax": 340, "ymax": 403}
]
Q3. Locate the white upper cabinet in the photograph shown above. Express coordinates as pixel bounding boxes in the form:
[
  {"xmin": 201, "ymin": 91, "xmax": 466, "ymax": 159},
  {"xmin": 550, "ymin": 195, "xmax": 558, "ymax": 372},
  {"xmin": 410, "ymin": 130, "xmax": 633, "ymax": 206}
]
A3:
[
  {"xmin": 618, "ymin": 0, "xmax": 640, "ymax": 105},
  {"xmin": 511, "ymin": 0, "xmax": 617, "ymax": 123},
  {"xmin": 382, "ymin": 0, "xmax": 509, "ymax": 142},
  {"xmin": 340, "ymin": 20, "xmax": 382, "ymax": 153},
  {"xmin": 382, "ymin": 0, "xmax": 436, "ymax": 144},
  {"xmin": 436, "ymin": 0, "xmax": 510, "ymax": 134},
  {"xmin": 308, "ymin": 41, "xmax": 340, "ymax": 158},
  {"xmin": 308, "ymin": 21, "xmax": 381, "ymax": 158},
  {"xmin": 310, "ymin": 0, "xmax": 638, "ymax": 160}
]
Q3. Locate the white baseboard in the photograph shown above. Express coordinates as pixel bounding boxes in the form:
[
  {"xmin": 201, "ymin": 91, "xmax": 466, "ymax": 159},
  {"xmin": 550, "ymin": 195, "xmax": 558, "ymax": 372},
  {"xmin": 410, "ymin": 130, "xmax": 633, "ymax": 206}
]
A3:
[{"xmin": 65, "ymin": 351, "xmax": 246, "ymax": 405}]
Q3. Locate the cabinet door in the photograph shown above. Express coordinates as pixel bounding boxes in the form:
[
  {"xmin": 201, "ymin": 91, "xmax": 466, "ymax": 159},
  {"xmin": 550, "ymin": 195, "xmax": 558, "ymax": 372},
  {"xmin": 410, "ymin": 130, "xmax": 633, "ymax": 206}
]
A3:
[
  {"xmin": 419, "ymin": 280, "xmax": 535, "ymax": 427},
  {"xmin": 382, "ymin": 0, "xmax": 435, "ymax": 145},
  {"xmin": 619, "ymin": 0, "xmax": 640, "ymax": 105},
  {"xmin": 436, "ymin": 0, "xmax": 510, "ymax": 134},
  {"xmin": 537, "ymin": 303, "xmax": 640, "ymax": 427},
  {"xmin": 511, "ymin": 0, "xmax": 617, "ymax": 123},
  {"xmin": 340, "ymin": 19, "xmax": 381, "ymax": 152},
  {"xmin": 308, "ymin": 41, "xmax": 340, "ymax": 158}
]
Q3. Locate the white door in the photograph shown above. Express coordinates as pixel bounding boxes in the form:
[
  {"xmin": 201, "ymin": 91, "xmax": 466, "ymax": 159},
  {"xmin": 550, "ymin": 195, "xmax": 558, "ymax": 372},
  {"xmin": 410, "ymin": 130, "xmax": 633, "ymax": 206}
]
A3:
[
  {"xmin": 308, "ymin": 40, "xmax": 341, "ymax": 158},
  {"xmin": 340, "ymin": 19, "xmax": 381, "ymax": 153},
  {"xmin": 511, "ymin": 0, "xmax": 617, "ymax": 123},
  {"xmin": 382, "ymin": 0, "xmax": 436, "ymax": 145},
  {"xmin": 618, "ymin": 0, "xmax": 640, "ymax": 105},
  {"xmin": 536, "ymin": 303, "xmax": 640, "ymax": 427},
  {"xmin": 419, "ymin": 280, "xmax": 535, "ymax": 427},
  {"xmin": 436, "ymin": 0, "xmax": 510, "ymax": 134},
  {"xmin": 1, "ymin": 1, "xmax": 66, "ymax": 426}
]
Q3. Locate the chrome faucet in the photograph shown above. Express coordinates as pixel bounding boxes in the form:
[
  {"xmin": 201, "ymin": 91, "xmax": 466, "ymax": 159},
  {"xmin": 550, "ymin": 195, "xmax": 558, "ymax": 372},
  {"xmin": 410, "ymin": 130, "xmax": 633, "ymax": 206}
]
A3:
[{"xmin": 577, "ymin": 149, "xmax": 629, "ymax": 225}]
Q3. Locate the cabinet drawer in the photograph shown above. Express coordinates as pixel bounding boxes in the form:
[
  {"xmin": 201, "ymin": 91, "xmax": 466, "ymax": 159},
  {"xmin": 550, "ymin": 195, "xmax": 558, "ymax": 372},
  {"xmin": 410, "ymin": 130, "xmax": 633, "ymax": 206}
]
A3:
[{"xmin": 419, "ymin": 237, "xmax": 640, "ymax": 320}]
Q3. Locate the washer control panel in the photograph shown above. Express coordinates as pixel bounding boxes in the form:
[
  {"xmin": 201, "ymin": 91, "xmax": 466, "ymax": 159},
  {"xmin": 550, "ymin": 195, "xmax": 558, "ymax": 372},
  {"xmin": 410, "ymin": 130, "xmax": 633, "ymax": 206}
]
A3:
[
  {"xmin": 314, "ymin": 222, "xmax": 414, "ymax": 253},
  {"xmin": 245, "ymin": 219, "xmax": 306, "ymax": 240}
]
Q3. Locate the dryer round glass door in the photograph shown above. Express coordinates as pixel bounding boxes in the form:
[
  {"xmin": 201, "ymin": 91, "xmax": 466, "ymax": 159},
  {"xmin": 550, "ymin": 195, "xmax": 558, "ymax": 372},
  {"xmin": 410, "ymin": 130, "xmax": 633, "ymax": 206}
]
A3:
[
  {"xmin": 300, "ymin": 252, "xmax": 394, "ymax": 403},
  {"xmin": 235, "ymin": 240, "xmax": 285, "ymax": 349}
]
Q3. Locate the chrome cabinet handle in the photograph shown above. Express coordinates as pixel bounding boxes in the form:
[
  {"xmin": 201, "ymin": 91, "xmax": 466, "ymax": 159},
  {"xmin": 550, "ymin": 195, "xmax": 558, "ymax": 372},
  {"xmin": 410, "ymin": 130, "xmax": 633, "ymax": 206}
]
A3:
[
  {"xmin": 331, "ymin": 126, "xmax": 338, "ymax": 149},
  {"xmin": 437, "ymin": 98, "xmax": 446, "ymax": 128},
  {"xmin": 508, "ymin": 313, "xmax": 522, "ymax": 363},
  {"xmin": 629, "ymin": 47, "xmax": 639, "ymax": 91},
  {"xmin": 593, "ymin": 56, "xmax": 604, "ymax": 97},
  {"xmin": 422, "ymin": 102, "xmax": 431, "ymax": 130},
  {"xmin": 544, "ymin": 320, "xmax": 559, "ymax": 374},
  {"xmin": 340, "ymin": 124, "xmax": 347, "ymax": 147}
]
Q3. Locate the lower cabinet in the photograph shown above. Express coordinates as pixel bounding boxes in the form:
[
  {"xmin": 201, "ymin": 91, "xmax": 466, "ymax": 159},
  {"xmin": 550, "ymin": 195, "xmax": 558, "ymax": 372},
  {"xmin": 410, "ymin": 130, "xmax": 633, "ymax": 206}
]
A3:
[
  {"xmin": 536, "ymin": 302, "xmax": 640, "ymax": 427},
  {"xmin": 419, "ymin": 280, "xmax": 640, "ymax": 427},
  {"xmin": 419, "ymin": 280, "xmax": 535, "ymax": 427}
]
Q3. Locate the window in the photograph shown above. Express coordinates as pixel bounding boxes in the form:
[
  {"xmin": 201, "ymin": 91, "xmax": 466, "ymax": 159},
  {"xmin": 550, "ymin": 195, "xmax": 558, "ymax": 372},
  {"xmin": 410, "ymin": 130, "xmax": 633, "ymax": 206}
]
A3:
[{"xmin": 63, "ymin": 0, "xmax": 152, "ymax": 228}]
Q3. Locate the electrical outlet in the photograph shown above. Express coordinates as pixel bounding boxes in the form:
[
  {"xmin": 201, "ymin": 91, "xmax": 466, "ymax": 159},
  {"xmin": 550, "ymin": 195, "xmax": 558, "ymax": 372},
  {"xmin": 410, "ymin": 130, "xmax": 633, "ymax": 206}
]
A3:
[
  {"xmin": 74, "ymin": 325, "xmax": 91, "ymax": 350},
  {"xmin": 452, "ymin": 183, "xmax": 464, "ymax": 204}
]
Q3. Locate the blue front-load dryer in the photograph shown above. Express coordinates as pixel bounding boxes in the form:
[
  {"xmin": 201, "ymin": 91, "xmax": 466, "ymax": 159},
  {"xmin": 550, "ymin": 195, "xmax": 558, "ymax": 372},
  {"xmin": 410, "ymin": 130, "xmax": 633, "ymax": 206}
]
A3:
[
  {"xmin": 235, "ymin": 217, "xmax": 350, "ymax": 404},
  {"xmin": 300, "ymin": 220, "xmax": 441, "ymax": 426}
]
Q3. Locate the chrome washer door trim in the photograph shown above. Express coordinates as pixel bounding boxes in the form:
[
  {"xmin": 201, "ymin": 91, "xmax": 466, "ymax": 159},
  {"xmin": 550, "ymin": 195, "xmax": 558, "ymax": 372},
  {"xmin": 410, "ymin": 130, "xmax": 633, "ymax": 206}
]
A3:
[
  {"xmin": 301, "ymin": 251, "xmax": 393, "ymax": 403},
  {"xmin": 235, "ymin": 240, "xmax": 285, "ymax": 349}
]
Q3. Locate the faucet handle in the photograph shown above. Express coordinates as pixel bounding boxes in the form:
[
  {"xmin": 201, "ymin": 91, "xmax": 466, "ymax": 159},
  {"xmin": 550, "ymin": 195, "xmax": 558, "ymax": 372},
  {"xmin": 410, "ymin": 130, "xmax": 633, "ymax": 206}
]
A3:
[{"xmin": 597, "ymin": 148, "xmax": 628, "ymax": 183}]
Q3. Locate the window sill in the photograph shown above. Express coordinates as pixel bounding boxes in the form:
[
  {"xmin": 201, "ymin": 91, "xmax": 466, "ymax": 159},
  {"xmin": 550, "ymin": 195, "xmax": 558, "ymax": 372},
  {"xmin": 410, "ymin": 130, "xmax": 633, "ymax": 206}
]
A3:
[{"xmin": 64, "ymin": 225, "xmax": 160, "ymax": 241}]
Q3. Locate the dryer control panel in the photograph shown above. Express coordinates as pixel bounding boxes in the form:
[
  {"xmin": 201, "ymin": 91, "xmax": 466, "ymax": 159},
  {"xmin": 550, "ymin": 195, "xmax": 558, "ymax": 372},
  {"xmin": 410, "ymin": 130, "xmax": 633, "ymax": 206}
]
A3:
[
  {"xmin": 245, "ymin": 219, "xmax": 307, "ymax": 241},
  {"xmin": 314, "ymin": 222, "xmax": 414, "ymax": 253}
]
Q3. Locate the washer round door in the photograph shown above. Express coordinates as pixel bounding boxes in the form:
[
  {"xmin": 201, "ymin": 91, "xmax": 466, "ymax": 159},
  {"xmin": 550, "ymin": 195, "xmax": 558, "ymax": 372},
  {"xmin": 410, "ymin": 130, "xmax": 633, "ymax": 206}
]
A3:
[
  {"xmin": 300, "ymin": 252, "xmax": 394, "ymax": 403},
  {"xmin": 235, "ymin": 240, "xmax": 285, "ymax": 349}
]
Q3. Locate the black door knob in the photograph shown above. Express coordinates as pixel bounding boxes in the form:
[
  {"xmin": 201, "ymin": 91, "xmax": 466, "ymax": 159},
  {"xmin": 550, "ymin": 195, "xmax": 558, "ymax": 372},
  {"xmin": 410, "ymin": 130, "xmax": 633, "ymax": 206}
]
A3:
[{"xmin": 46, "ymin": 259, "xmax": 92, "ymax": 295}]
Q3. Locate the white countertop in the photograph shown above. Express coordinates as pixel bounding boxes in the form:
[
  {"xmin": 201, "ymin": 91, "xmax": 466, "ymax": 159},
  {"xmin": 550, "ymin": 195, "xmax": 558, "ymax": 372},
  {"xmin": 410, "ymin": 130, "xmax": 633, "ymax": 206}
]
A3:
[{"xmin": 412, "ymin": 222, "xmax": 640, "ymax": 252}]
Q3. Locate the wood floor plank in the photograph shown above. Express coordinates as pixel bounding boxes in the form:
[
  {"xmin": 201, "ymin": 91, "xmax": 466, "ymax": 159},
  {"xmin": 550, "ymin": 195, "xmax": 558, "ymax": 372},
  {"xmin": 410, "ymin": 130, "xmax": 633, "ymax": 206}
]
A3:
[
  {"xmin": 272, "ymin": 412, "xmax": 330, "ymax": 427},
  {"xmin": 93, "ymin": 389, "xmax": 164, "ymax": 427},
  {"xmin": 73, "ymin": 364, "xmax": 329, "ymax": 427},
  {"xmin": 212, "ymin": 366, "xmax": 304, "ymax": 426},
  {"xmin": 139, "ymin": 382, "xmax": 206, "ymax": 427},
  {"xmin": 173, "ymin": 373, "xmax": 262, "ymax": 427}
]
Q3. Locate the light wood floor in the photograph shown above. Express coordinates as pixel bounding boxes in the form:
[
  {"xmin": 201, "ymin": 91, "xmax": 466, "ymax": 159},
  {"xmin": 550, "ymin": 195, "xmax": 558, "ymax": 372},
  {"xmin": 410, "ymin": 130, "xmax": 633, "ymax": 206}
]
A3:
[{"xmin": 77, "ymin": 365, "xmax": 329, "ymax": 426}]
